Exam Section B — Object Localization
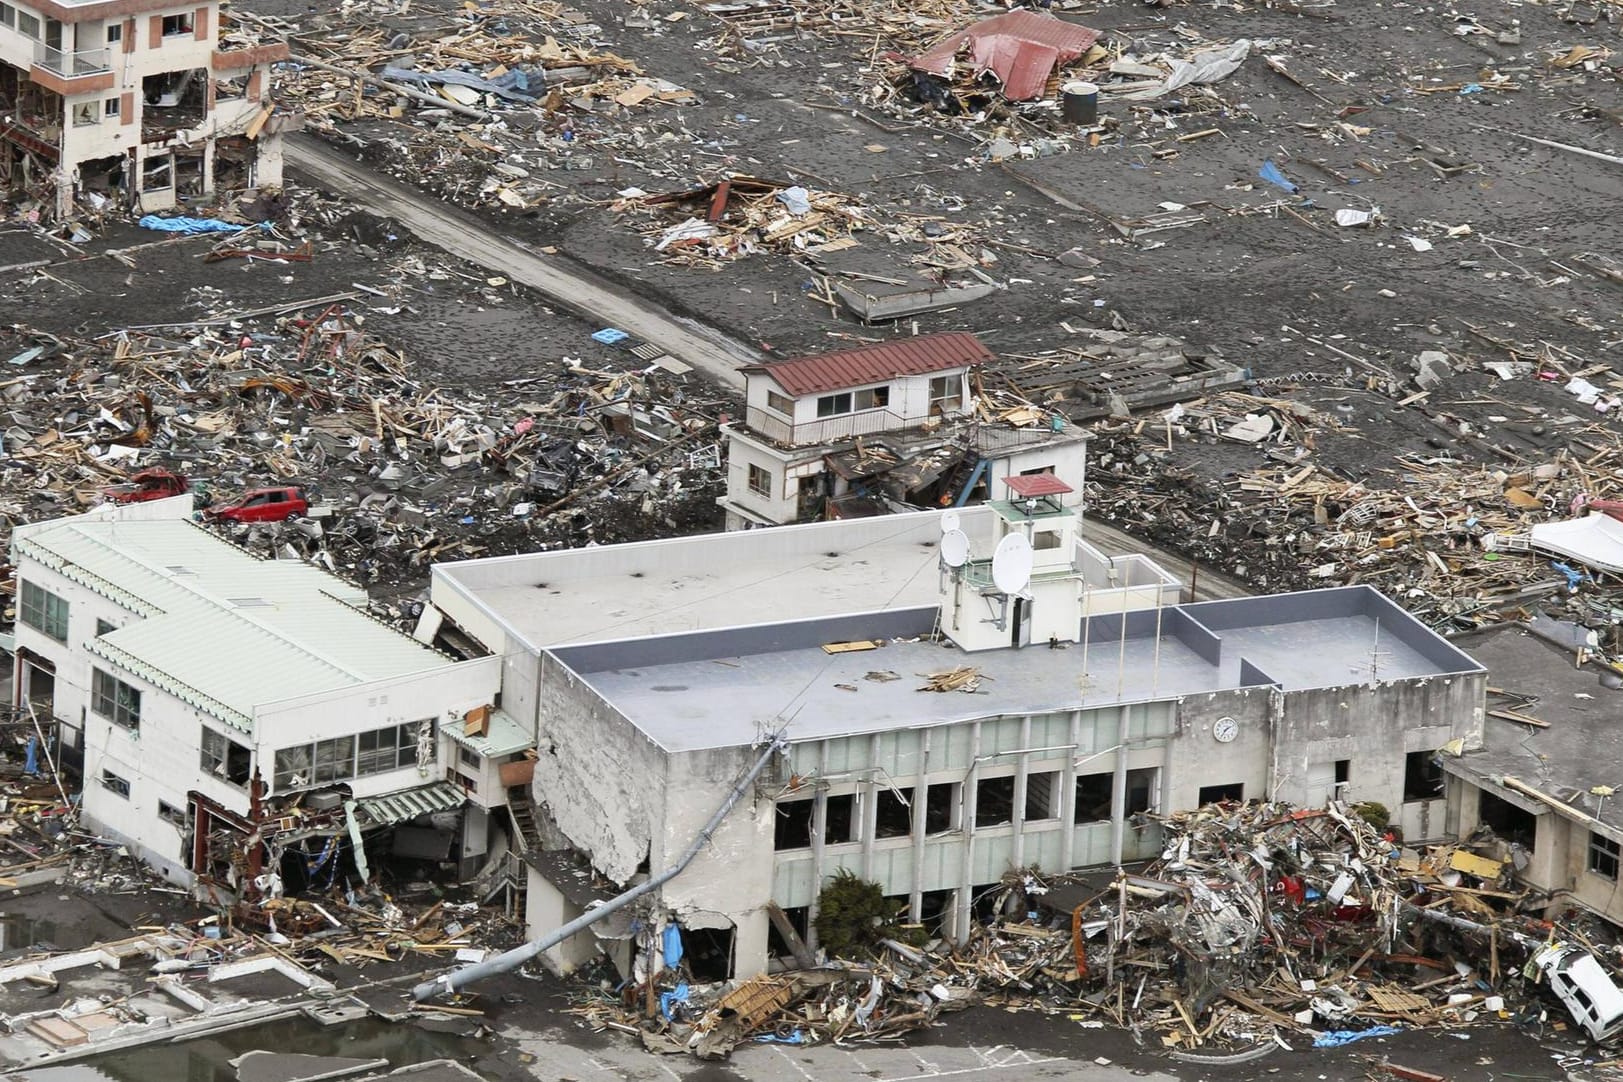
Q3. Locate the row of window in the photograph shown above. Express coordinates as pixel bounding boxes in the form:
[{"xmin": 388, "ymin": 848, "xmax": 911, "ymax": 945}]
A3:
[
  {"xmin": 774, "ymin": 768, "xmax": 1159, "ymax": 851},
  {"xmin": 20, "ymin": 581, "xmax": 69, "ymax": 642},
  {"xmin": 272, "ymin": 722, "xmax": 431, "ymax": 792},
  {"xmin": 761, "ymin": 376, "xmax": 965, "ymax": 422},
  {"xmin": 0, "ymin": 6, "xmax": 191, "ymax": 42}
]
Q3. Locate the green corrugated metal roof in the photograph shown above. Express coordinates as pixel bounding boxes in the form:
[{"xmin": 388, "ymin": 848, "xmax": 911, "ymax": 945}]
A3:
[
  {"xmin": 17, "ymin": 518, "xmax": 454, "ymax": 732},
  {"xmin": 443, "ymin": 707, "xmax": 533, "ymax": 758},
  {"xmin": 355, "ymin": 781, "xmax": 466, "ymax": 827}
]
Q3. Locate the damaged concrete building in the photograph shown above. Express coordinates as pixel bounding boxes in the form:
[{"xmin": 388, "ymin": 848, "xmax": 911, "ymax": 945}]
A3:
[
  {"xmin": 9, "ymin": 496, "xmax": 515, "ymax": 900},
  {"xmin": 719, "ymin": 332, "xmax": 1087, "ymax": 530},
  {"xmin": 0, "ymin": 0, "xmax": 289, "ymax": 218},
  {"xmin": 432, "ymin": 474, "xmax": 1484, "ymax": 981}
]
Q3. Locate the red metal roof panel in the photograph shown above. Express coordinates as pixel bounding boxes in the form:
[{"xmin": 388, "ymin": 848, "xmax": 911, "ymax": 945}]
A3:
[
  {"xmin": 743, "ymin": 332, "xmax": 994, "ymax": 398},
  {"xmin": 908, "ymin": 12, "xmax": 1101, "ymax": 102},
  {"xmin": 1004, "ymin": 474, "xmax": 1074, "ymax": 498}
]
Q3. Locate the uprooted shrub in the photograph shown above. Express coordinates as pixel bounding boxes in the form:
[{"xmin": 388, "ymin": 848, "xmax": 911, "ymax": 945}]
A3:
[{"xmin": 814, "ymin": 870, "xmax": 891, "ymax": 958}]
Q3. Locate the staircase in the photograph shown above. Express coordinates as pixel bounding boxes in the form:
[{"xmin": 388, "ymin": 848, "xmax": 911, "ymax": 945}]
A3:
[{"xmin": 505, "ymin": 785, "xmax": 536, "ymax": 853}]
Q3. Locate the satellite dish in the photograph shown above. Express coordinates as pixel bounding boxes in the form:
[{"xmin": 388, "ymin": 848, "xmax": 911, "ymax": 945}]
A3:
[
  {"xmin": 940, "ymin": 509, "xmax": 961, "ymax": 534},
  {"xmin": 940, "ymin": 528, "xmax": 970, "ymax": 568},
  {"xmin": 991, "ymin": 533, "xmax": 1034, "ymax": 595}
]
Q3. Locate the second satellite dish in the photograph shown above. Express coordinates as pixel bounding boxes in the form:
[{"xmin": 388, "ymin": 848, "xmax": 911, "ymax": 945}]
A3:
[
  {"xmin": 939, "ymin": 509, "xmax": 961, "ymax": 534},
  {"xmin": 991, "ymin": 533, "xmax": 1034, "ymax": 594},
  {"xmin": 940, "ymin": 529, "xmax": 970, "ymax": 568}
]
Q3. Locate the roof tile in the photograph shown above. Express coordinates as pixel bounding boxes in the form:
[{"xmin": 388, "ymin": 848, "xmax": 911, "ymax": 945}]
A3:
[{"xmin": 742, "ymin": 332, "xmax": 994, "ymax": 397}]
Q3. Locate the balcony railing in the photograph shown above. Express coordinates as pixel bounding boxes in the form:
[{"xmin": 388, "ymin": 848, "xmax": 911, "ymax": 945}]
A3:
[
  {"xmin": 34, "ymin": 44, "xmax": 112, "ymax": 77},
  {"xmin": 744, "ymin": 406, "xmax": 920, "ymax": 448}
]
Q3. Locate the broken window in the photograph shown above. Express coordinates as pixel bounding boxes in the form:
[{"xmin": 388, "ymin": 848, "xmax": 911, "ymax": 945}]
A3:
[
  {"xmin": 766, "ymin": 905, "xmax": 809, "ymax": 958},
  {"xmin": 161, "ymin": 13, "xmax": 193, "ymax": 36},
  {"xmin": 158, "ymin": 800, "xmax": 187, "ymax": 828},
  {"xmin": 853, "ymin": 385, "xmax": 890, "ymax": 411},
  {"xmin": 1126, "ymin": 767, "xmax": 1158, "ymax": 816},
  {"xmin": 214, "ymin": 73, "xmax": 248, "ymax": 100},
  {"xmin": 1074, "ymin": 772, "xmax": 1112, "ymax": 823},
  {"xmin": 816, "ymin": 392, "xmax": 852, "ymax": 418},
  {"xmin": 975, "ymin": 775, "xmax": 1015, "ymax": 827},
  {"xmin": 925, "ymin": 782, "xmax": 956, "ymax": 833},
  {"xmin": 1403, "ymin": 750, "xmax": 1444, "ymax": 802},
  {"xmin": 96, "ymin": 619, "xmax": 115, "ymax": 636},
  {"xmin": 141, "ymin": 154, "xmax": 173, "ymax": 192},
  {"xmin": 100, "ymin": 769, "xmax": 130, "ymax": 798},
  {"xmin": 458, "ymin": 746, "xmax": 481, "ymax": 769},
  {"xmin": 825, "ymin": 793, "xmax": 856, "ymax": 844},
  {"xmin": 1590, "ymin": 832, "xmax": 1620, "ymax": 880},
  {"xmin": 200, "ymin": 727, "xmax": 250, "ymax": 787},
  {"xmin": 313, "ymin": 736, "xmax": 355, "ymax": 784},
  {"xmin": 72, "ymin": 101, "xmax": 99, "ymax": 126},
  {"xmin": 357, "ymin": 722, "xmax": 422, "ymax": 775},
  {"xmin": 747, "ymin": 463, "xmax": 771, "ymax": 497},
  {"xmin": 875, "ymin": 786, "xmax": 913, "ymax": 839},
  {"xmin": 1335, "ymin": 759, "xmax": 1351, "ymax": 787},
  {"xmin": 774, "ymin": 798, "xmax": 813, "ymax": 850},
  {"xmin": 1025, "ymin": 771, "xmax": 1059, "ymax": 821},
  {"xmin": 765, "ymin": 390, "xmax": 793, "ymax": 416},
  {"xmin": 274, "ymin": 745, "xmax": 312, "ymax": 791},
  {"xmin": 20, "ymin": 580, "xmax": 69, "ymax": 641},
  {"xmin": 683, "ymin": 923, "xmax": 735, "ymax": 981},
  {"xmin": 928, "ymin": 375, "xmax": 962, "ymax": 413},
  {"xmin": 1479, "ymin": 791, "xmax": 1536, "ymax": 851},
  {"xmin": 1198, "ymin": 782, "xmax": 1243, "ymax": 806},
  {"xmin": 91, "ymin": 669, "xmax": 140, "ymax": 731}
]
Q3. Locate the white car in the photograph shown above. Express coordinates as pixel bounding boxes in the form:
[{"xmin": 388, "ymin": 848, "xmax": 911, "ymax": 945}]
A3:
[{"xmin": 1534, "ymin": 943, "xmax": 1623, "ymax": 1043}]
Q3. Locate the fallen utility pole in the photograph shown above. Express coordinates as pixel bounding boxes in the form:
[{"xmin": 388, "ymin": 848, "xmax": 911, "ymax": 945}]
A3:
[{"xmin": 411, "ymin": 734, "xmax": 788, "ymax": 1001}]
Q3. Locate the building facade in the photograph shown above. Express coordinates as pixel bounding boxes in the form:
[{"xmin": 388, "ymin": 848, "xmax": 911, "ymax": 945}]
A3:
[
  {"xmin": 10, "ymin": 496, "xmax": 508, "ymax": 898},
  {"xmin": 720, "ymin": 332, "xmax": 1086, "ymax": 529},
  {"xmin": 1, "ymin": 0, "xmax": 289, "ymax": 218},
  {"xmin": 432, "ymin": 499, "xmax": 1485, "ymax": 980}
]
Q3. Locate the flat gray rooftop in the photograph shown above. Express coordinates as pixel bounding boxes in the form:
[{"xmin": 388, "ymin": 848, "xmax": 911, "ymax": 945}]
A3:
[
  {"xmin": 555, "ymin": 586, "xmax": 1482, "ymax": 752},
  {"xmin": 1445, "ymin": 623, "xmax": 1623, "ymax": 832},
  {"xmin": 434, "ymin": 507, "xmax": 1175, "ymax": 648}
]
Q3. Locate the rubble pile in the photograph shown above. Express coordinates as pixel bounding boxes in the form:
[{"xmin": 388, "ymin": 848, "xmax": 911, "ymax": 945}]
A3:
[{"xmin": 0, "ymin": 298, "xmax": 724, "ymax": 588}]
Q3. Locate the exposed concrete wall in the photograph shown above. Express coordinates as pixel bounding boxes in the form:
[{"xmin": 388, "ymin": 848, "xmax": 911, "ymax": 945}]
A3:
[
  {"xmin": 658, "ymin": 745, "xmax": 774, "ymax": 978},
  {"xmin": 531, "ymin": 653, "xmax": 664, "ymax": 884},
  {"xmin": 1269, "ymin": 675, "xmax": 1482, "ymax": 829},
  {"xmin": 524, "ymin": 871, "xmax": 599, "ymax": 975},
  {"xmin": 722, "ymin": 430, "xmax": 800, "ymax": 525},
  {"xmin": 1166, "ymin": 689, "xmax": 1273, "ymax": 810}
]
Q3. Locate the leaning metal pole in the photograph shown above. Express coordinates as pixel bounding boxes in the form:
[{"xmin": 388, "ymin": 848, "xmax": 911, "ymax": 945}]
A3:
[{"xmin": 411, "ymin": 734, "xmax": 789, "ymax": 1001}]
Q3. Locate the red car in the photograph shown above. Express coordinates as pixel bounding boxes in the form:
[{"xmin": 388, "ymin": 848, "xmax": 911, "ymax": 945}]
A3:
[
  {"xmin": 105, "ymin": 468, "xmax": 189, "ymax": 504},
  {"xmin": 207, "ymin": 486, "xmax": 309, "ymax": 523}
]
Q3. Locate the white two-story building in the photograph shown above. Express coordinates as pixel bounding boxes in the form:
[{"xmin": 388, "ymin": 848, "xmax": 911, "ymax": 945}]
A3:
[
  {"xmin": 720, "ymin": 332, "xmax": 1087, "ymax": 530},
  {"xmin": 0, "ymin": 0, "xmax": 290, "ymax": 219},
  {"xmin": 9, "ymin": 496, "xmax": 521, "ymax": 900}
]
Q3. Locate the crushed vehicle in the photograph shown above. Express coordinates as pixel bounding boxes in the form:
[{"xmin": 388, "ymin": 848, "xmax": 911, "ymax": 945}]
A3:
[
  {"xmin": 206, "ymin": 486, "xmax": 309, "ymax": 524},
  {"xmin": 104, "ymin": 468, "xmax": 189, "ymax": 504},
  {"xmin": 1532, "ymin": 942, "xmax": 1623, "ymax": 1043}
]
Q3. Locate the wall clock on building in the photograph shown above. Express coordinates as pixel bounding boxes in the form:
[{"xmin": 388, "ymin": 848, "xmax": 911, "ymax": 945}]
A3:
[{"xmin": 1212, "ymin": 716, "xmax": 1239, "ymax": 743}]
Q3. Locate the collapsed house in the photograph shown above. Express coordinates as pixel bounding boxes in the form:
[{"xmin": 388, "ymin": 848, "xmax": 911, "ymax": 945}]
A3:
[
  {"xmin": 0, "ymin": 0, "xmax": 290, "ymax": 219},
  {"xmin": 904, "ymin": 11, "xmax": 1102, "ymax": 104},
  {"xmin": 8, "ymin": 495, "xmax": 525, "ymax": 903},
  {"xmin": 428, "ymin": 464, "xmax": 1484, "ymax": 982},
  {"xmin": 720, "ymin": 332, "xmax": 1087, "ymax": 529}
]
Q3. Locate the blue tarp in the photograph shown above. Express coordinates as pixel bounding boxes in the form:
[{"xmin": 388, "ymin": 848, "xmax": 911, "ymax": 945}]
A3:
[
  {"xmin": 659, "ymin": 981, "xmax": 689, "ymax": 1020},
  {"xmin": 1257, "ymin": 159, "xmax": 1299, "ymax": 194},
  {"xmin": 138, "ymin": 215, "xmax": 265, "ymax": 235},
  {"xmin": 1313, "ymin": 1025, "xmax": 1402, "ymax": 1048},
  {"xmin": 662, "ymin": 924, "xmax": 685, "ymax": 967}
]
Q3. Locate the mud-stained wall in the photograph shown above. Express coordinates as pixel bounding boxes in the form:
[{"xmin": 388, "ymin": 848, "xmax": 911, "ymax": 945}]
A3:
[{"xmin": 532, "ymin": 652, "xmax": 664, "ymax": 883}]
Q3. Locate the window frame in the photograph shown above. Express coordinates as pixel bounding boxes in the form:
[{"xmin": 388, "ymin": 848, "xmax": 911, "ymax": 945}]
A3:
[
  {"xmin": 104, "ymin": 97, "xmax": 121, "ymax": 118},
  {"xmin": 746, "ymin": 463, "xmax": 772, "ymax": 498},
  {"xmin": 20, "ymin": 580, "xmax": 69, "ymax": 642},
  {"xmin": 1590, "ymin": 831, "xmax": 1621, "ymax": 880},
  {"xmin": 100, "ymin": 769, "xmax": 130, "ymax": 798},
  {"xmin": 91, "ymin": 668, "xmax": 141, "ymax": 731},
  {"xmin": 928, "ymin": 374, "xmax": 963, "ymax": 414},
  {"xmin": 200, "ymin": 727, "xmax": 251, "ymax": 788},
  {"xmin": 17, "ymin": 10, "xmax": 40, "ymax": 38},
  {"xmin": 160, "ymin": 12, "xmax": 193, "ymax": 36},
  {"xmin": 815, "ymin": 392, "xmax": 853, "ymax": 418},
  {"xmin": 105, "ymin": 21, "xmax": 121, "ymax": 44},
  {"xmin": 764, "ymin": 390, "xmax": 794, "ymax": 417},
  {"xmin": 0, "ymin": 4, "xmax": 16, "ymax": 30},
  {"xmin": 853, "ymin": 385, "xmax": 890, "ymax": 412}
]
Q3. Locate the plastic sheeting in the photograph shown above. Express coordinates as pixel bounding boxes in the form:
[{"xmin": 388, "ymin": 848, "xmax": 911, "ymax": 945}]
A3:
[
  {"xmin": 137, "ymin": 215, "xmax": 264, "ymax": 235},
  {"xmin": 1257, "ymin": 159, "xmax": 1299, "ymax": 194},
  {"xmin": 1312, "ymin": 1025, "xmax": 1403, "ymax": 1048},
  {"xmin": 1164, "ymin": 40, "xmax": 1252, "ymax": 92},
  {"xmin": 663, "ymin": 924, "xmax": 685, "ymax": 967},
  {"xmin": 381, "ymin": 66, "xmax": 540, "ymax": 103}
]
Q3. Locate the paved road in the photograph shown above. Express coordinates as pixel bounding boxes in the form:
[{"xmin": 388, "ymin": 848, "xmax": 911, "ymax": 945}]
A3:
[{"xmin": 284, "ymin": 135, "xmax": 760, "ymax": 391}]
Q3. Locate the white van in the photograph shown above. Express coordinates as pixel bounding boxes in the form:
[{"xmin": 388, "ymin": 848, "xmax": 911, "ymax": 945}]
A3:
[{"xmin": 1533, "ymin": 943, "xmax": 1623, "ymax": 1043}]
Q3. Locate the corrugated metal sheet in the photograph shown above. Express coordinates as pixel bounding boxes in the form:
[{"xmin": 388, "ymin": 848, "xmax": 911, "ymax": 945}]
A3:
[
  {"xmin": 19, "ymin": 518, "xmax": 455, "ymax": 730},
  {"xmin": 356, "ymin": 781, "xmax": 467, "ymax": 827},
  {"xmin": 1004, "ymin": 473, "xmax": 1074, "ymax": 498},
  {"xmin": 741, "ymin": 332, "xmax": 993, "ymax": 397},
  {"xmin": 908, "ymin": 12, "xmax": 1102, "ymax": 102}
]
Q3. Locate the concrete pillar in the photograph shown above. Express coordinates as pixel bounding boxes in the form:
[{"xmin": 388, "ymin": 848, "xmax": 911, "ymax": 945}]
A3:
[
  {"xmin": 908, "ymin": 729, "xmax": 931, "ymax": 921},
  {"xmin": 860, "ymin": 733, "xmax": 880, "ymax": 880},
  {"xmin": 805, "ymin": 740, "xmax": 828, "ymax": 952},
  {"xmin": 1109, "ymin": 704, "xmax": 1129, "ymax": 865},
  {"xmin": 1060, "ymin": 710, "xmax": 1080, "ymax": 869},
  {"xmin": 735, "ymin": 909, "xmax": 770, "ymax": 979},
  {"xmin": 955, "ymin": 721, "xmax": 981, "ymax": 940},
  {"xmin": 1012, "ymin": 715, "xmax": 1031, "ymax": 869}
]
